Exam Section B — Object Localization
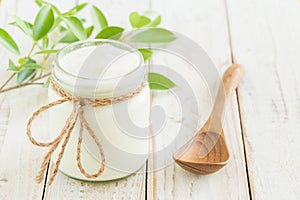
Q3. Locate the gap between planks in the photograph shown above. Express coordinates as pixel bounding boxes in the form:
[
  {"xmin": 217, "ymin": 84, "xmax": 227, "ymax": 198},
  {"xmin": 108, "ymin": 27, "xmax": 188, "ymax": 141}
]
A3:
[{"xmin": 224, "ymin": 0, "xmax": 253, "ymax": 199}]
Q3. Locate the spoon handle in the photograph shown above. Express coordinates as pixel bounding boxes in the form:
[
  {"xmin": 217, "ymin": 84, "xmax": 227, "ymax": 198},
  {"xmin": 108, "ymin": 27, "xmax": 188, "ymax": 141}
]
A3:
[
  {"xmin": 222, "ymin": 64, "xmax": 245, "ymax": 102},
  {"xmin": 209, "ymin": 64, "xmax": 245, "ymax": 130}
]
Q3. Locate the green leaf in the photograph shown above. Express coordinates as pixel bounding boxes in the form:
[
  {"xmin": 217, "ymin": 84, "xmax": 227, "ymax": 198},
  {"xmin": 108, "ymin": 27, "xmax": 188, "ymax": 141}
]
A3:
[
  {"xmin": 0, "ymin": 28, "xmax": 20, "ymax": 55},
  {"xmin": 48, "ymin": 4, "xmax": 61, "ymax": 15},
  {"xmin": 59, "ymin": 25, "xmax": 93, "ymax": 43},
  {"xmin": 17, "ymin": 69, "xmax": 36, "ymax": 84},
  {"xmin": 148, "ymin": 72, "xmax": 175, "ymax": 90},
  {"xmin": 43, "ymin": 76, "xmax": 50, "ymax": 88},
  {"xmin": 130, "ymin": 28, "xmax": 176, "ymax": 43},
  {"xmin": 34, "ymin": 49, "xmax": 59, "ymax": 55},
  {"xmin": 62, "ymin": 3, "xmax": 88, "ymax": 16},
  {"xmin": 18, "ymin": 57, "xmax": 27, "ymax": 65},
  {"xmin": 49, "ymin": 17, "xmax": 62, "ymax": 32},
  {"xmin": 8, "ymin": 59, "xmax": 19, "ymax": 71},
  {"xmin": 91, "ymin": 5, "xmax": 108, "ymax": 32},
  {"xmin": 34, "ymin": 0, "xmax": 43, "ymax": 7},
  {"xmin": 17, "ymin": 59, "xmax": 38, "ymax": 83},
  {"xmin": 41, "ymin": 1, "xmax": 61, "ymax": 15},
  {"xmin": 129, "ymin": 12, "xmax": 151, "ymax": 28},
  {"xmin": 20, "ymin": 58, "xmax": 35, "ymax": 65},
  {"xmin": 32, "ymin": 5, "xmax": 54, "ymax": 41},
  {"xmin": 143, "ymin": 10, "xmax": 161, "ymax": 27},
  {"xmin": 63, "ymin": 16, "xmax": 86, "ymax": 40},
  {"xmin": 59, "ymin": 31, "xmax": 79, "ymax": 43},
  {"xmin": 23, "ymin": 62, "xmax": 43, "ymax": 69},
  {"xmin": 86, "ymin": 26, "xmax": 94, "ymax": 38},
  {"xmin": 10, "ymin": 15, "xmax": 33, "ymax": 36},
  {"xmin": 34, "ymin": 0, "xmax": 61, "ymax": 15},
  {"xmin": 138, "ymin": 48, "xmax": 153, "ymax": 62},
  {"xmin": 95, "ymin": 26, "xmax": 124, "ymax": 40}
]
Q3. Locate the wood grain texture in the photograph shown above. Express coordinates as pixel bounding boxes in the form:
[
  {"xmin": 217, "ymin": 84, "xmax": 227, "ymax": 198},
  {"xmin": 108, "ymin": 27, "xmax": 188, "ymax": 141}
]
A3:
[
  {"xmin": 226, "ymin": 0, "xmax": 300, "ymax": 199},
  {"xmin": 0, "ymin": 0, "xmax": 12, "ymax": 186},
  {"xmin": 0, "ymin": 0, "xmax": 49, "ymax": 199},
  {"xmin": 46, "ymin": 167, "xmax": 146, "ymax": 200},
  {"xmin": 148, "ymin": 0, "xmax": 250, "ymax": 199},
  {"xmin": 3, "ymin": 0, "xmax": 299, "ymax": 199},
  {"xmin": 0, "ymin": 87, "xmax": 48, "ymax": 200}
]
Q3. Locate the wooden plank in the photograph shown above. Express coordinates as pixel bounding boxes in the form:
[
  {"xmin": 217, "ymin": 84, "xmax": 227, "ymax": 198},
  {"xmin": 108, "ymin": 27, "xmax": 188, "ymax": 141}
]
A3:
[
  {"xmin": 0, "ymin": 87, "xmax": 48, "ymax": 199},
  {"xmin": 226, "ymin": 0, "xmax": 300, "ymax": 199},
  {"xmin": 45, "ymin": 0, "xmax": 149, "ymax": 199},
  {"xmin": 0, "ymin": 0, "xmax": 50, "ymax": 199},
  {"xmin": 47, "ymin": 168, "xmax": 146, "ymax": 200},
  {"xmin": 0, "ymin": 0, "xmax": 10, "ymax": 151},
  {"xmin": 148, "ymin": 0, "xmax": 250, "ymax": 199}
]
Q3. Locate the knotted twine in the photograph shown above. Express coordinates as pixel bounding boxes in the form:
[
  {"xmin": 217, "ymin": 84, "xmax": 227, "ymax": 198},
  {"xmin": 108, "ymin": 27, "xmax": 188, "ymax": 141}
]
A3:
[{"xmin": 26, "ymin": 76, "xmax": 146, "ymax": 186}]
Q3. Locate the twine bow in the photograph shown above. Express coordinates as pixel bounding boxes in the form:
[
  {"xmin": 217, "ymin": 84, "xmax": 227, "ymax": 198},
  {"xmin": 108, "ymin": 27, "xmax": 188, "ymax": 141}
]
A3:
[{"xmin": 27, "ymin": 77, "xmax": 146, "ymax": 186}]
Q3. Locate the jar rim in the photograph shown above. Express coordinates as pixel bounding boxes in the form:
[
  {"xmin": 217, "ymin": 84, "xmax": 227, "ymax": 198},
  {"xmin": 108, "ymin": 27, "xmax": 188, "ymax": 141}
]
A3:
[{"xmin": 53, "ymin": 39, "xmax": 144, "ymax": 81}]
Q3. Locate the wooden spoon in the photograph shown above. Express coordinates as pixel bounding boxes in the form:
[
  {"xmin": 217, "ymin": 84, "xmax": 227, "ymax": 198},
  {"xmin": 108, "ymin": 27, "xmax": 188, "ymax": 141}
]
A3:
[{"xmin": 173, "ymin": 64, "xmax": 245, "ymax": 174}]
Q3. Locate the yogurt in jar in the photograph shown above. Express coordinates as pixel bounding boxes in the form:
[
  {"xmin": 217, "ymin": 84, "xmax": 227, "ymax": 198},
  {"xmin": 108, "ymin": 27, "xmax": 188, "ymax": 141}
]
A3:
[{"xmin": 49, "ymin": 40, "xmax": 150, "ymax": 181}]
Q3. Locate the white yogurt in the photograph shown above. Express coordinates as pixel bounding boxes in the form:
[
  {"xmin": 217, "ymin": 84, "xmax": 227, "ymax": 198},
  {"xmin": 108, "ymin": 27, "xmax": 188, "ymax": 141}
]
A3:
[
  {"xmin": 49, "ymin": 40, "xmax": 150, "ymax": 181},
  {"xmin": 61, "ymin": 44, "xmax": 140, "ymax": 80}
]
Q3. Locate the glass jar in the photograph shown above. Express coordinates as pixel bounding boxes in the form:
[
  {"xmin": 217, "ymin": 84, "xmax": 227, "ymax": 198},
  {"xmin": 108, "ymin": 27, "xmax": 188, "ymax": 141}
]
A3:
[{"xmin": 49, "ymin": 39, "xmax": 150, "ymax": 181}]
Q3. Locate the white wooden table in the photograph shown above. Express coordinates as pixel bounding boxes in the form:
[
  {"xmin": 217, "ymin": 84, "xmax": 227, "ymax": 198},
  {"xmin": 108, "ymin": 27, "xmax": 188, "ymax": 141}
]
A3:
[{"xmin": 1, "ymin": 0, "xmax": 300, "ymax": 199}]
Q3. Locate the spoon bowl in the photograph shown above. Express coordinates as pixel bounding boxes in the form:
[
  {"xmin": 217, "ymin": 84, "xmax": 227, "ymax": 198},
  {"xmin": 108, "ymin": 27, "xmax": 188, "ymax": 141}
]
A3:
[
  {"xmin": 173, "ymin": 64, "xmax": 245, "ymax": 174},
  {"xmin": 173, "ymin": 130, "xmax": 230, "ymax": 174}
]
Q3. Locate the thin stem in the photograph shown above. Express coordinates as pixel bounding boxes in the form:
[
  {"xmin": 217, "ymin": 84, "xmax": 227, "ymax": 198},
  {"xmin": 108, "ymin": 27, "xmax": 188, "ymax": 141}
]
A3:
[
  {"xmin": 0, "ymin": 82, "xmax": 44, "ymax": 94},
  {"xmin": 39, "ymin": 33, "xmax": 59, "ymax": 70},
  {"xmin": 0, "ymin": 72, "xmax": 51, "ymax": 94},
  {"xmin": 28, "ymin": 42, "xmax": 37, "ymax": 57},
  {"xmin": 29, "ymin": 72, "xmax": 51, "ymax": 83},
  {"xmin": 0, "ymin": 72, "xmax": 16, "ymax": 91},
  {"xmin": 41, "ymin": 53, "xmax": 52, "ymax": 68}
]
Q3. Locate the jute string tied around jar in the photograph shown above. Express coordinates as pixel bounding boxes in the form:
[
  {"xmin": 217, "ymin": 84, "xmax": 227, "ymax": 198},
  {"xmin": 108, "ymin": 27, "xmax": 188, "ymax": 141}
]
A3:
[{"xmin": 26, "ymin": 76, "xmax": 146, "ymax": 186}]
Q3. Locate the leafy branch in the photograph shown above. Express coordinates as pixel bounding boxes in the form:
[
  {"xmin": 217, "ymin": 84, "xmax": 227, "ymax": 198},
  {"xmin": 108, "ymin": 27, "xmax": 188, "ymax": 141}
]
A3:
[{"xmin": 0, "ymin": 1, "xmax": 176, "ymax": 94}]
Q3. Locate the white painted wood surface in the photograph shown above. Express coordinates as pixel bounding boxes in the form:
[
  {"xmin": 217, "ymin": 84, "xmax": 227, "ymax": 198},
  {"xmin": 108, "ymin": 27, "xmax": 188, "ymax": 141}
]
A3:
[
  {"xmin": 0, "ymin": 0, "xmax": 300, "ymax": 199},
  {"xmin": 147, "ymin": 0, "xmax": 249, "ymax": 199},
  {"xmin": 226, "ymin": 0, "xmax": 300, "ymax": 199},
  {"xmin": 0, "ymin": 87, "xmax": 48, "ymax": 200},
  {"xmin": 0, "ymin": 0, "xmax": 48, "ymax": 199}
]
